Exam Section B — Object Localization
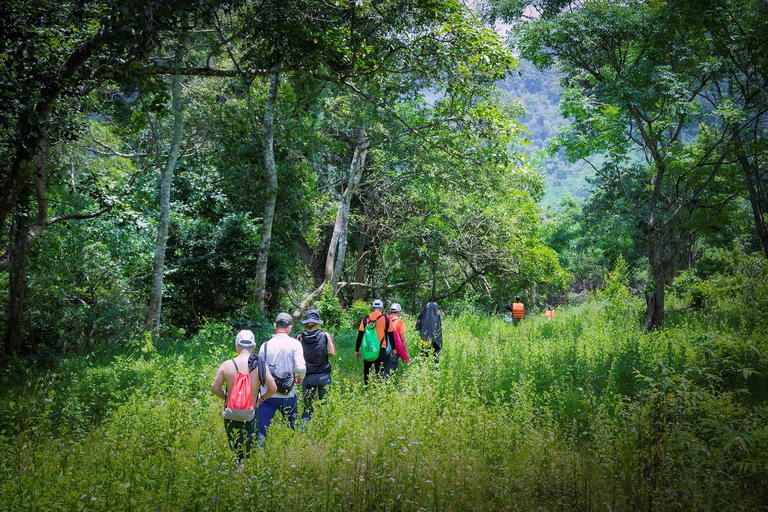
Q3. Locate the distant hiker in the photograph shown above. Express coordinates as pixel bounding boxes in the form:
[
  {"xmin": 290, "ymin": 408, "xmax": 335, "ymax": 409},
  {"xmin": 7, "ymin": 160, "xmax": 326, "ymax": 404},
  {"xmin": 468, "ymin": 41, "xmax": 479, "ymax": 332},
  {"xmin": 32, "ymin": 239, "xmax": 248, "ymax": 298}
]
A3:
[
  {"xmin": 355, "ymin": 299, "xmax": 395, "ymax": 385},
  {"xmin": 505, "ymin": 296, "xmax": 525, "ymax": 326},
  {"xmin": 256, "ymin": 313, "xmax": 306, "ymax": 443},
  {"xmin": 546, "ymin": 305, "xmax": 555, "ymax": 320},
  {"xmin": 384, "ymin": 303, "xmax": 410, "ymax": 376},
  {"xmin": 297, "ymin": 309, "xmax": 336, "ymax": 423},
  {"xmin": 415, "ymin": 301, "xmax": 442, "ymax": 358},
  {"xmin": 212, "ymin": 330, "xmax": 276, "ymax": 462}
]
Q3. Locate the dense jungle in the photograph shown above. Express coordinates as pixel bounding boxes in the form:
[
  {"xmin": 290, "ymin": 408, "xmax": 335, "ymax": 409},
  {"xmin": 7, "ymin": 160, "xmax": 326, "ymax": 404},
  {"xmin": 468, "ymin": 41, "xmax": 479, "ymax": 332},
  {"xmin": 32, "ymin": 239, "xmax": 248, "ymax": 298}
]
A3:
[{"xmin": 1, "ymin": 1, "xmax": 767, "ymax": 510}]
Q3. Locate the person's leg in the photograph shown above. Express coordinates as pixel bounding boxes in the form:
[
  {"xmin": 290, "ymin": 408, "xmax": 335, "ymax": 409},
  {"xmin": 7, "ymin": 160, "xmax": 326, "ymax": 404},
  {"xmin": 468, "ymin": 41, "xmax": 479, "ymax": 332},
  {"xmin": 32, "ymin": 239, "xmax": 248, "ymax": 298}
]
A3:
[
  {"xmin": 317, "ymin": 374, "xmax": 331, "ymax": 401},
  {"xmin": 383, "ymin": 353, "xmax": 399, "ymax": 377},
  {"xmin": 257, "ymin": 397, "xmax": 280, "ymax": 443},
  {"xmin": 284, "ymin": 395, "xmax": 298, "ymax": 430},
  {"xmin": 224, "ymin": 419, "xmax": 246, "ymax": 462},
  {"xmin": 363, "ymin": 359, "xmax": 374, "ymax": 385},
  {"xmin": 242, "ymin": 416, "xmax": 257, "ymax": 459},
  {"xmin": 302, "ymin": 381, "xmax": 317, "ymax": 422},
  {"xmin": 372, "ymin": 347, "xmax": 387, "ymax": 378}
]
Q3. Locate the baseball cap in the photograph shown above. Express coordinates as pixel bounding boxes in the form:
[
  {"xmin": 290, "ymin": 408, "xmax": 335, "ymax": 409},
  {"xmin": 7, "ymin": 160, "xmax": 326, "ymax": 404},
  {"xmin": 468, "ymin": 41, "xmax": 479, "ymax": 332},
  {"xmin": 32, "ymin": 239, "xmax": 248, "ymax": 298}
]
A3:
[
  {"xmin": 235, "ymin": 330, "xmax": 256, "ymax": 348},
  {"xmin": 371, "ymin": 299, "xmax": 384, "ymax": 308},
  {"xmin": 274, "ymin": 312, "xmax": 293, "ymax": 326},
  {"xmin": 390, "ymin": 303, "xmax": 401, "ymax": 313}
]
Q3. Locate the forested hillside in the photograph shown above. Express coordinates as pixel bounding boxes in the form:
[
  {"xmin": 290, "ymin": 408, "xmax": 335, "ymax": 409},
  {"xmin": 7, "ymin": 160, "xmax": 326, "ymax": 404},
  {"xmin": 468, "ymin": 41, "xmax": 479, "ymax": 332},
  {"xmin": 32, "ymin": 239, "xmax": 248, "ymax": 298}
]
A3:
[
  {"xmin": 498, "ymin": 60, "xmax": 595, "ymax": 207},
  {"xmin": 1, "ymin": 0, "xmax": 767, "ymax": 510}
]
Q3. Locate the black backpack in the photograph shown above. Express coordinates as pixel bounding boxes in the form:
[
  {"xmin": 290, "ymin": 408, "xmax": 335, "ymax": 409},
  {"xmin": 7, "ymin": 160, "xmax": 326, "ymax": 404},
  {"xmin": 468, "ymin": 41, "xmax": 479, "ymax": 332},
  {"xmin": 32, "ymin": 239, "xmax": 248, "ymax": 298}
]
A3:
[
  {"xmin": 261, "ymin": 340, "xmax": 295, "ymax": 394},
  {"xmin": 247, "ymin": 353, "xmax": 268, "ymax": 390}
]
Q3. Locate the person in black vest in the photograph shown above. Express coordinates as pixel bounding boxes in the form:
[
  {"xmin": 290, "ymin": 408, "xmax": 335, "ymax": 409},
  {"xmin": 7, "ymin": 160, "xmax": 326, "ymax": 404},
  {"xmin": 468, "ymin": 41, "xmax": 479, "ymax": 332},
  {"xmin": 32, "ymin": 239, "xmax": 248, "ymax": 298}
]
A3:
[{"xmin": 297, "ymin": 309, "xmax": 336, "ymax": 423}]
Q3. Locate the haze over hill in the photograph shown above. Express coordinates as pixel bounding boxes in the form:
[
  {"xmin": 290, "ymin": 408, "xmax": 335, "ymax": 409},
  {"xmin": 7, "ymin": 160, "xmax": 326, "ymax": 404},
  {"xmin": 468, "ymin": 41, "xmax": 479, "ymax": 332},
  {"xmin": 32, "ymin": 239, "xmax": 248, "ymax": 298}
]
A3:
[{"xmin": 499, "ymin": 60, "xmax": 595, "ymax": 208}]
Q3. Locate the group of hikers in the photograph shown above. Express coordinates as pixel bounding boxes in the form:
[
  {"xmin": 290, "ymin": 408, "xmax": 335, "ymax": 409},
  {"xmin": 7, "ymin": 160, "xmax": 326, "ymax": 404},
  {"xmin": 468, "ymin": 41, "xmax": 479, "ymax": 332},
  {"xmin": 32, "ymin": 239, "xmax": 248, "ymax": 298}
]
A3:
[
  {"xmin": 504, "ymin": 296, "xmax": 555, "ymax": 325},
  {"xmin": 211, "ymin": 300, "xmax": 443, "ymax": 463}
]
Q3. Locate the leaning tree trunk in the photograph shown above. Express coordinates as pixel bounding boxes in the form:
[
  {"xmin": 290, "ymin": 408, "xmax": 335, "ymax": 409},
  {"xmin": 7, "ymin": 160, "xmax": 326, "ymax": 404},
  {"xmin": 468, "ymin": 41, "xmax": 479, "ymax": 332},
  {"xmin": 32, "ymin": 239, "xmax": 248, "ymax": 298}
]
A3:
[
  {"xmin": 254, "ymin": 73, "xmax": 281, "ymax": 314},
  {"xmin": 146, "ymin": 70, "xmax": 184, "ymax": 334},
  {"xmin": 294, "ymin": 123, "xmax": 369, "ymax": 316},
  {"xmin": 325, "ymin": 124, "xmax": 369, "ymax": 291}
]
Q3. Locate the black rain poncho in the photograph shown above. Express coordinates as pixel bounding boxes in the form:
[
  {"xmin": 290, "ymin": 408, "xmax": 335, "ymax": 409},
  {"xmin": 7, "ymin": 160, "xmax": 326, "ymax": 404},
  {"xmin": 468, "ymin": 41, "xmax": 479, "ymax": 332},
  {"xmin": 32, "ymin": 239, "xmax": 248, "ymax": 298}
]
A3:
[{"xmin": 415, "ymin": 302, "xmax": 442, "ymax": 350}]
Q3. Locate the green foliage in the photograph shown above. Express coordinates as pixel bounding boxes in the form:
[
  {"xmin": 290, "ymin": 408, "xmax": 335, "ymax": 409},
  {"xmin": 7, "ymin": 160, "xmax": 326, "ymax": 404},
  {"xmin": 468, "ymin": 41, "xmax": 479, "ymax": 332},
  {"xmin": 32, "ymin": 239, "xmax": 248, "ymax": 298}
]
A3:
[
  {"xmin": 603, "ymin": 254, "xmax": 630, "ymax": 299},
  {"xmin": 315, "ymin": 285, "xmax": 345, "ymax": 336},
  {"xmin": 2, "ymin": 292, "xmax": 767, "ymax": 509},
  {"xmin": 349, "ymin": 300, "xmax": 372, "ymax": 329}
]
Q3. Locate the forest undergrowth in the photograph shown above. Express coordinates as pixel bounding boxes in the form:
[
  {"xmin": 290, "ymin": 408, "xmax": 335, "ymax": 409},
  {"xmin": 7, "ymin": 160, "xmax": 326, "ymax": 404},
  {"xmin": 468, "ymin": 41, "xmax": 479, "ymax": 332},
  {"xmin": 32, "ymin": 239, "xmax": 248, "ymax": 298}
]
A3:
[{"xmin": 1, "ymin": 295, "xmax": 768, "ymax": 511}]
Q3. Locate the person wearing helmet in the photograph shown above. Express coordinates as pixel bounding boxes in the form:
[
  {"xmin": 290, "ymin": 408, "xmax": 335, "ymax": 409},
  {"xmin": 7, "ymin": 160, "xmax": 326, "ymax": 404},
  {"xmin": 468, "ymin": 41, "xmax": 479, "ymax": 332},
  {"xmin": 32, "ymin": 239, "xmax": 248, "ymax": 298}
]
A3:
[
  {"xmin": 384, "ymin": 303, "xmax": 408, "ymax": 376},
  {"xmin": 355, "ymin": 299, "xmax": 395, "ymax": 385},
  {"xmin": 504, "ymin": 296, "xmax": 526, "ymax": 326}
]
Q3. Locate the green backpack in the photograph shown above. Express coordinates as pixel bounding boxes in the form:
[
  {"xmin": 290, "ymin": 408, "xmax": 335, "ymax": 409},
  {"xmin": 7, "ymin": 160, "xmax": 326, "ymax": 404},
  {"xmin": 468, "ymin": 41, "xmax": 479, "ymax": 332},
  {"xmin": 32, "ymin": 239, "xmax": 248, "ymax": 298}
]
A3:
[{"xmin": 362, "ymin": 315, "xmax": 389, "ymax": 362}]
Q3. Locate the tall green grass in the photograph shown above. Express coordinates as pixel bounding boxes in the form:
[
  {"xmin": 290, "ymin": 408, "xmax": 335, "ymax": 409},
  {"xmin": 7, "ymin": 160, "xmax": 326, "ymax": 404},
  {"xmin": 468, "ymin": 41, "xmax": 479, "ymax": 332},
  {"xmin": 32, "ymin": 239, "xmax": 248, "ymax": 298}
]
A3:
[{"xmin": 1, "ymin": 299, "xmax": 767, "ymax": 510}]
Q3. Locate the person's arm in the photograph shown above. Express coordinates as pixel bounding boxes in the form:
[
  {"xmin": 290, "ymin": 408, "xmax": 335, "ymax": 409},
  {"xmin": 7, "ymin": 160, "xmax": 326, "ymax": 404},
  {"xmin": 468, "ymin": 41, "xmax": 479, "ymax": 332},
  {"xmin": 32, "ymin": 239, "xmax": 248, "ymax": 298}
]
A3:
[
  {"xmin": 252, "ymin": 366, "xmax": 276, "ymax": 406},
  {"xmin": 211, "ymin": 364, "xmax": 226, "ymax": 400},
  {"xmin": 355, "ymin": 328, "xmax": 364, "ymax": 360},
  {"xmin": 294, "ymin": 341, "xmax": 307, "ymax": 385},
  {"xmin": 386, "ymin": 330, "xmax": 395, "ymax": 350}
]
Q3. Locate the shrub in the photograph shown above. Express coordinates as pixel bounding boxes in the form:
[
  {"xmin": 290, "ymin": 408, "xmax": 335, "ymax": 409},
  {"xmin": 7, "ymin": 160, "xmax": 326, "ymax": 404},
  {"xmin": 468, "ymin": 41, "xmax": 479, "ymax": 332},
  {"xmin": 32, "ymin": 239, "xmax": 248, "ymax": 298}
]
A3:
[
  {"xmin": 348, "ymin": 300, "xmax": 371, "ymax": 329},
  {"xmin": 315, "ymin": 284, "xmax": 346, "ymax": 335}
]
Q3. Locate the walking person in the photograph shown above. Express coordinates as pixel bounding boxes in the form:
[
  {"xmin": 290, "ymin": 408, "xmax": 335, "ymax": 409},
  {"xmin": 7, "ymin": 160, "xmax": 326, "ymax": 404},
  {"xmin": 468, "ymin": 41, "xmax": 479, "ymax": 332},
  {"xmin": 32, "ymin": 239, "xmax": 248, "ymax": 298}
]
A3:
[
  {"xmin": 211, "ymin": 330, "xmax": 276, "ymax": 462},
  {"xmin": 355, "ymin": 299, "xmax": 395, "ymax": 385},
  {"xmin": 415, "ymin": 301, "xmax": 442, "ymax": 358},
  {"xmin": 384, "ymin": 303, "xmax": 409, "ymax": 376},
  {"xmin": 505, "ymin": 296, "xmax": 526, "ymax": 326},
  {"xmin": 546, "ymin": 305, "xmax": 555, "ymax": 320},
  {"xmin": 297, "ymin": 309, "xmax": 336, "ymax": 423},
  {"xmin": 256, "ymin": 313, "xmax": 306, "ymax": 444}
]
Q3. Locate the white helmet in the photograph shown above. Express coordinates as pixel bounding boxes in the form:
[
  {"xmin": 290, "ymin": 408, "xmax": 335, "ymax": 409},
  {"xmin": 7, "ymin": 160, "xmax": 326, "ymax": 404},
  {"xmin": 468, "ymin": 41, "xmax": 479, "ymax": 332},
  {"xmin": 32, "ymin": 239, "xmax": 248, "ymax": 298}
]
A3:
[{"xmin": 390, "ymin": 303, "xmax": 402, "ymax": 313}]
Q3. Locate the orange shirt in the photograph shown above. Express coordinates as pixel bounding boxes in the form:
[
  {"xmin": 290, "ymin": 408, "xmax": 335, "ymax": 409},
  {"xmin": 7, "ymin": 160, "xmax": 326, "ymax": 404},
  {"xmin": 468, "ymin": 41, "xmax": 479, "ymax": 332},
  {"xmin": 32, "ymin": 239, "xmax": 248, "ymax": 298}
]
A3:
[
  {"xmin": 546, "ymin": 310, "xmax": 555, "ymax": 319},
  {"xmin": 512, "ymin": 302, "xmax": 525, "ymax": 319},
  {"xmin": 391, "ymin": 317, "xmax": 406, "ymax": 338},
  {"xmin": 358, "ymin": 311, "xmax": 394, "ymax": 348}
]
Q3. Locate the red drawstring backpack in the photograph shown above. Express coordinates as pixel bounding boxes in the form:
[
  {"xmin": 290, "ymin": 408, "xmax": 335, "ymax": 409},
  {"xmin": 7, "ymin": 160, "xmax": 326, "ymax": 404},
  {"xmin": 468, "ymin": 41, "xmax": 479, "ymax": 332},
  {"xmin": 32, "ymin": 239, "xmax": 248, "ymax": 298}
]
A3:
[
  {"xmin": 222, "ymin": 359, "xmax": 256, "ymax": 422},
  {"xmin": 392, "ymin": 320, "xmax": 410, "ymax": 362}
]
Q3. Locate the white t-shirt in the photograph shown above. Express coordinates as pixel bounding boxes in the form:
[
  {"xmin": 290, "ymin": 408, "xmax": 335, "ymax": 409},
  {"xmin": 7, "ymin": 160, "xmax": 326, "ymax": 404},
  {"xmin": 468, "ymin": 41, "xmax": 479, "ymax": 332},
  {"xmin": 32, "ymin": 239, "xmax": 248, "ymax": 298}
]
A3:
[{"xmin": 259, "ymin": 332, "xmax": 306, "ymax": 398}]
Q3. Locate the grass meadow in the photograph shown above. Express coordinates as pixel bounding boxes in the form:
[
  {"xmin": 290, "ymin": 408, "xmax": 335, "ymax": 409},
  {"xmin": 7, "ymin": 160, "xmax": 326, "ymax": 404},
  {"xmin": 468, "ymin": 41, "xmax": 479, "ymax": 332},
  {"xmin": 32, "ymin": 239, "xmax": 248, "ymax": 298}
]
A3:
[{"xmin": 1, "ymin": 295, "xmax": 767, "ymax": 510}]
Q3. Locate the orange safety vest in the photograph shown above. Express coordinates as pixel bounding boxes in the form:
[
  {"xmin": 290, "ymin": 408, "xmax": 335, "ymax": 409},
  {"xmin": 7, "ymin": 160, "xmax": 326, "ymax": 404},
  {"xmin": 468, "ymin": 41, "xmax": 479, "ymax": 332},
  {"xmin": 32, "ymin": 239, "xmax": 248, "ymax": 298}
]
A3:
[
  {"xmin": 512, "ymin": 302, "xmax": 525, "ymax": 319},
  {"xmin": 546, "ymin": 310, "xmax": 555, "ymax": 319}
]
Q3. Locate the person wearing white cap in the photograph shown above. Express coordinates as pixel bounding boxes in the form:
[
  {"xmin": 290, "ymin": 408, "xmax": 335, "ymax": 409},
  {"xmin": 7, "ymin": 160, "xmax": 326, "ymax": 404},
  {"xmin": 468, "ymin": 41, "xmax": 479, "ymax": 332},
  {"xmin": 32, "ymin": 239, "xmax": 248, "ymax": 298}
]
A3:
[
  {"xmin": 384, "ymin": 303, "xmax": 407, "ymax": 376},
  {"xmin": 355, "ymin": 299, "xmax": 395, "ymax": 385},
  {"xmin": 211, "ymin": 330, "xmax": 276, "ymax": 462}
]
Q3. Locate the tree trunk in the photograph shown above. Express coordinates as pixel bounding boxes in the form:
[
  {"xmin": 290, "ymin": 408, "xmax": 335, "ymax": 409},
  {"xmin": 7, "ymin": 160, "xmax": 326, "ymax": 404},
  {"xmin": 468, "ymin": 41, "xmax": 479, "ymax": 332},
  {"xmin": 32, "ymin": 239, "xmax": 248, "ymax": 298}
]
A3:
[
  {"xmin": 296, "ymin": 235, "xmax": 326, "ymax": 288},
  {"xmin": 353, "ymin": 244, "xmax": 367, "ymax": 301},
  {"xmin": 254, "ymin": 72, "xmax": 281, "ymax": 314},
  {"xmin": 740, "ymin": 153, "xmax": 768, "ymax": 259},
  {"xmin": 4, "ymin": 212, "xmax": 30, "ymax": 355},
  {"xmin": 146, "ymin": 70, "xmax": 184, "ymax": 334},
  {"xmin": 324, "ymin": 123, "xmax": 369, "ymax": 290},
  {"xmin": 644, "ymin": 231, "xmax": 667, "ymax": 331}
]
